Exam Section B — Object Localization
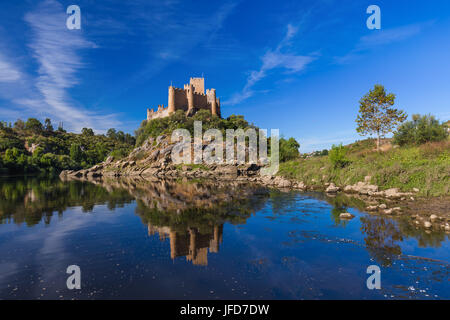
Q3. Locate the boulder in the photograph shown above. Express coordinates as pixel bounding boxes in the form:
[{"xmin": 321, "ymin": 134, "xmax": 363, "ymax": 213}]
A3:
[
  {"xmin": 295, "ymin": 181, "xmax": 306, "ymax": 190},
  {"xmin": 339, "ymin": 212, "xmax": 355, "ymax": 220},
  {"xmin": 325, "ymin": 183, "xmax": 340, "ymax": 193}
]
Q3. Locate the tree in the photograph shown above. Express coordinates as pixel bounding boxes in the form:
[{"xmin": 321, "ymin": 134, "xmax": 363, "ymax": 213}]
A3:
[
  {"xmin": 106, "ymin": 128, "xmax": 117, "ymax": 139},
  {"xmin": 329, "ymin": 144, "xmax": 350, "ymax": 168},
  {"xmin": 14, "ymin": 119, "xmax": 25, "ymax": 130},
  {"xmin": 44, "ymin": 118, "xmax": 54, "ymax": 132},
  {"xmin": 356, "ymin": 85, "xmax": 407, "ymax": 151},
  {"xmin": 393, "ymin": 114, "xmax": 449, "ymax": 146},
  {"xmin": 279, "ymin": 137, "xmax": 300, "ymax": 162},
  {"xmin": 25, "ymin": 118, "xmax": 44, "ymax": 134},
  {"xmin": 70, "ymin": 143, "xmax": 83, "ymax": 163},
  {"xmin": 81, "ymin": 128, "xmax": 94, "ymax": 136}
]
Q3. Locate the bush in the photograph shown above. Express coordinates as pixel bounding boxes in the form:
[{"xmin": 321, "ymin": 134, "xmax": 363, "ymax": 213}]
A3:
[
  {"xmin": 393, "ymin": 114, "xmax": 448, "ymax": 146},
  {"xmin": 279, "ymin": 137, "xmax": 300, "ymax": 162},
  {"xmin": 135, "ymin": 110, "xmax": 255, "ymax": 147},
  {"xmin": 329, "ymin": 144, "xmax": 350, "ymax": 168}
]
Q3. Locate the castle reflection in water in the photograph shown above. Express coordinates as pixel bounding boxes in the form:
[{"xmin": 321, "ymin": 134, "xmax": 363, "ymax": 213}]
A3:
[{"xmin": 147, "ymin": 224, "xmax": 223, "ymax": 266}]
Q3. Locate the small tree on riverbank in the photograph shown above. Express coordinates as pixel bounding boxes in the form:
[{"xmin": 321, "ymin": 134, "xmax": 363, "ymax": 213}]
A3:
[{"xmin": 356, "ymin": 85, "xmax": 407, "ymax": 151}]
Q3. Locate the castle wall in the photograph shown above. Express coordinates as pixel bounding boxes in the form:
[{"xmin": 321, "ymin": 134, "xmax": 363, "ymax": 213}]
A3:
[
  {"xmin": 193, "ymin": 93, "xmax": 208, "ymax": 110},
  {"xmin": 174, "ymin": 88, "xmax": 189, "ymax": 111},
  {"xmin": 147, "ymin": 77, "xmax": 221, "ymax": 121},
  {"xmin": 190, "ymin": 78, "xmax": 205, "ymax": 94}
]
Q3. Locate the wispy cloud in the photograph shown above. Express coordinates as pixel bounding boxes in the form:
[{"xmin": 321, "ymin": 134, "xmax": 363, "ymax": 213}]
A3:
[
  {"xmin": 0, "ymin": 0, "xmax": 127, "ymax": 133},
  {"xmin": 225, "ymin": 24, "xmax": 316, "ymax": 105},
  {"xmin": 92, "ymin": 0, "xmax": 239, "ymax": 106},
  {"xmin": 335, "ymin": 22, "xmax": 428, "ymax": 64},
  {"xmin": 300, "ymin": 130, "xmax": 358, "ymax": 152},
  {"xmin": 0, "ymin": 53, "xmax": 21, "ymax": 82}
]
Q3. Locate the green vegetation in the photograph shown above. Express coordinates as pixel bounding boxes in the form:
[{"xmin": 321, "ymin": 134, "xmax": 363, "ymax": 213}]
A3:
[
  {"xmin": 136, "ymin": 109, "xmax": 300, "ymax": 163},
  {"xmin": 0, "ymin": 118, "xmax": 135, "ymax": 175},
  {"xmin": 356, "ymin": 84, "xmax": 407, "ymax": 150},
  {"xmin": 279, "ymin": 137, "xmax": 300, "ymax": 162},
  {"xmin": 328, "ymin": 143, "xmax": 350, "ymax": 168},
  {"xmin": 393, "ymin": 114, "xmax": 449, "ymax": 146},
  {"xmin": 278, "ymin": 84, "xmax": 449, "ymax": 198},
  {"xmin": 135, "ymin": 110, "xmax": 258, "ymax": 146},
  {"xmin": 0, "ymin": 176, "xmax": 134, "ymax": 226},
  {"xmin": 279, "ymin": 137, "xmax": 450, "ymax": 197}
]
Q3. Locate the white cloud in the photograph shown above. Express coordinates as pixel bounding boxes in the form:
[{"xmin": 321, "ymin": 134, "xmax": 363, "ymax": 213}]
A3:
[
  {"xmin": 15, "ymin": 0, "xmax": 120, "ymax": 132},
  {"xmin": 358, "ymin": 24, "xmax": 423, "ymax": 49},
  {"xmin": 0, "ymin": 54, "xmax": 21, "ymax": 82},
  {"xmin": 335, "ymin": 22, "xmax": 428, "ymax": 65},
  {"xmin": 225, "ymin": 24, "xmax": 316, "ymax": 105},
  {"xmin": 300, "ymin": 130, "xmax": 359, "ymax": 152}
]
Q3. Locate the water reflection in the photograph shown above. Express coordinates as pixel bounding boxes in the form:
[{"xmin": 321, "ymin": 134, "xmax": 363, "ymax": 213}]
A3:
[
  {"xmin": 147, "ymin": 224, "xmax": 223, "ymax": 266},
  {"xmin": 0, "ymin": 176, "xmax": 448, "ymax": 299}
]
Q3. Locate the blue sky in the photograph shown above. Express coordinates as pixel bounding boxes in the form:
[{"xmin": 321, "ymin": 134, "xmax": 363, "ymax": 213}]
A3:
[{"xmin": 0, "ymin": 0, "xmax": 449, "ymax": 152}]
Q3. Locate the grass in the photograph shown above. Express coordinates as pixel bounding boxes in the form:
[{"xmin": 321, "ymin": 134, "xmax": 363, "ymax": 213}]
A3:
[{"xmin": 278, "ymin": 139, "xmax": 450, "ymax": 197}]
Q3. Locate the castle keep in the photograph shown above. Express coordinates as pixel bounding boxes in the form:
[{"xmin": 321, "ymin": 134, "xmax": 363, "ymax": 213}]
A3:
[{"xmin": 147, "ymin": 77, "xmax": 221, "ymax": 121}]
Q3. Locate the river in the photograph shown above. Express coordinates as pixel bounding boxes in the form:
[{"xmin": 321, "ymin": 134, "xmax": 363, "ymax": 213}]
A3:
[{"xmin": 0, "ymin": 176, "xmax": 448, "ymax": 299}]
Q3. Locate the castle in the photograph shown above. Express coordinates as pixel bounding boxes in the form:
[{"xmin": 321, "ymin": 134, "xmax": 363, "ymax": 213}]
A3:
[{"xmin": 147, "ymin": 77, "xmax": 221, "ymax": 121}]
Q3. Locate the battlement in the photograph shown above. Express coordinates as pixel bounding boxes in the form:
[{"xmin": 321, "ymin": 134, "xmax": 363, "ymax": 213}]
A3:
[{"xmin": 146, "ymin": 76, "xmax": 221, "ymax": 121}]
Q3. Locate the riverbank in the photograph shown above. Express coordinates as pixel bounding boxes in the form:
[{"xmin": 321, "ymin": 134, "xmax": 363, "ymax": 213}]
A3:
[
  {"xmin": 278, "ymin": 139, "xmax": 449, "ymax": 197},
  {"xmin": 59, "ymin": 135, "xmax": 450, "ymax": 233}
]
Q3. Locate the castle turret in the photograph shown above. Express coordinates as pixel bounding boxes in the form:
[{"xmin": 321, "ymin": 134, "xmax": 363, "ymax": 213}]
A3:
[
  {"xmin": 168, "ymin": 86, "xmax": 175, "ymax": 114},
  {"xmin": 217, "ymin": 98, "xmax": 221, "ymax": 118},
  {"xmin": 210, "ymin": 89, "xmax": 218, "ymax": 116},
  {"xmin": 187, "ymin": 83, "xmax": 194, "ymax": 111}
]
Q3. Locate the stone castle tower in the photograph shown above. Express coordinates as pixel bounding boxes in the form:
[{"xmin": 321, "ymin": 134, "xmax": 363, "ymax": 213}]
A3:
[{"xmin": 147, "ymin": 77, "xmax": 221, "ymax": 121}]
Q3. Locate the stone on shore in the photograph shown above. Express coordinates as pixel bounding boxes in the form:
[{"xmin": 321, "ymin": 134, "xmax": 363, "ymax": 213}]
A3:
[{"xmin": 339, "ymin": 212, "xmax": 355, "ymax": 220}]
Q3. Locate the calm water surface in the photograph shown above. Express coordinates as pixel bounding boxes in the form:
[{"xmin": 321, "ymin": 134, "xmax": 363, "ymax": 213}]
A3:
[{"xmin": 0, "ymin": 176, "xmax": 448, "ymax": 299}]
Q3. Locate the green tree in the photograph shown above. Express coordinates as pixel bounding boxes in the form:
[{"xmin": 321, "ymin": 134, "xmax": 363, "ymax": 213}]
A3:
[
  {"xmin": 329, "ymin": 144, "xmax": 350, "ymax": 168},
  {"xmin": 14, "ymin": 119, "xmax": 25, "ymax": 130},
  {"xmin": 106, "ymin": 128, "xmax": 117, "ymax": 139},
  {"xmin": 356, "ymin": 85, "xmax": 407, "ymax": 151},
  {"xmin": 393, "ymin": 114, "xmax": 449, "ymax": 146},
  {"xmin": 279, "ymin": 137, "xmax": 300, "ymax": 162},
  {"xmin": 81, "ymin": 128, "xmax": 95, "ymax": 136},
  {"xmin": 44, "ymin": 118, "xmax": 54, "ymax": 132},
  {"xmin": 70, "ymin": 143, "xmax": 83, "ymax": 163},
  {"xmin": 25, "ymin": 118, "xmax": 44, "ymax": 134}
]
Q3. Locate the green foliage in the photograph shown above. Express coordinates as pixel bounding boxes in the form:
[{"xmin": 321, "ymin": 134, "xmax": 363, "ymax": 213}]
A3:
[
  {"xmin": 0, "ymin": 118, "xmax": 135, "ymax": 174},
  {"xmin": 393, "ymin": 114, "xmax": 449, "ymax": 146},
  {"xmin": 135, "ymin": 110, "xmax": 256, "ymax": 146},
  {"xmin": 70, "ymin": 143, "xmax": 83, "ymax": 163},
  {"xmin": 279, "ymin": 137, "xmax": 300, "ymax": 162},
  {"xmin": 329, "ymin": 144, "xmax": 350, "ymax": 168},
  {"xmin": 356, "ymin": 85, "xmax": 407, "ymax": 149},
  {"xmin": 44, "ymin": 118, "xmax": 54, "ymax": 132},
  {"xmin": 25, "ymin": 118, "xmax": 44, "ymax": 134},
  {"xmin": 81, "ymin": 128, "xmax": 95, "ymax": 136},
  {"xmin": 279, "ymin": 139, "xmax": 450, "ymax": 197}
]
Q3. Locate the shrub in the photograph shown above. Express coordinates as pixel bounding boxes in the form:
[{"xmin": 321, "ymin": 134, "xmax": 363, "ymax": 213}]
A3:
[
  {"xmin": 329, "ymin": 144, "xmax": 350, "ymax": 168},
  {"xmin": 25, "ymin": 118, "xmax": 44, "ymax": 134},
  {"xmin": 393, "ymin": 114, "xmax": 448, "ymax": 146},
  {"xmin": 279, "ymin": 137, "xmax": 300, "ymax": 162}
]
